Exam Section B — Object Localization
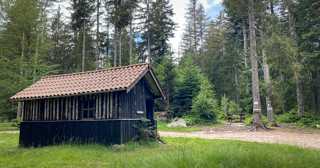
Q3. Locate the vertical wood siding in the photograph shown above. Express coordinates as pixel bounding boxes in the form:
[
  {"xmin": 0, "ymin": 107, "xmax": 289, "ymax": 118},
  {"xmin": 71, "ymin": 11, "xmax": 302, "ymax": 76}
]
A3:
[
  {"xmin": 19, "ymin": 120, "xmax": 140, "ymax": 147},
  {"xmin": 22, "ymin": 77, "xmax": 155, "ymax": 121}
]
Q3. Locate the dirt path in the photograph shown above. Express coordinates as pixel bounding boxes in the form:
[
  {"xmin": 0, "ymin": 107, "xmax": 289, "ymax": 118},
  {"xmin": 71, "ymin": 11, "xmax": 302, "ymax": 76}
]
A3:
[
  {"xmin": 0, "ymin": 130, "xmax": 20, "ymax": 133},
  {"xmin": 159, "ymin": 130, "xmax": 320, "ymax": 149}
]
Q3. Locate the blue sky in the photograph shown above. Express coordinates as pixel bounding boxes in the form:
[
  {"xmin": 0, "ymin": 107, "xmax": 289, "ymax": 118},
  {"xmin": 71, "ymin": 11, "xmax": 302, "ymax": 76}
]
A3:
[{"xmin": 169, "ymin": 0, "xmax": 223, "ymax": 54}]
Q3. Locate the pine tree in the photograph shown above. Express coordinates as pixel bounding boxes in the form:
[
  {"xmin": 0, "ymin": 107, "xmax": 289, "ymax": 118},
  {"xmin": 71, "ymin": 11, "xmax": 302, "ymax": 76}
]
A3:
[
  {"xmin": 174, "ymin": 56, "xmax": 202, "ymax": 116},
  {"xmin": 71, "ymin": 0, "xmax": 95, "ymax": 71},
  {"xmin": 0, "ymin": 0, "xmax": 56, "ymax": 120}
]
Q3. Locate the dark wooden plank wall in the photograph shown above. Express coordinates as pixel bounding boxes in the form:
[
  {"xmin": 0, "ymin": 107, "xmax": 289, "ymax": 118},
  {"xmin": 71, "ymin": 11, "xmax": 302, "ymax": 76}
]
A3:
[
  {"xmin": 19, "ymin": 120, "xmax": 140, "ymax": 147},
  {"xmin": 22, "ymin": 77, "xmax": 155, "ymax": 121},
  {"xmin": 23, "ymin": 92, "xmax": 122, "ymax": 121},
  {"xmin": 118, "ymin": 77, "xmax": 154, "ymax": 119}
]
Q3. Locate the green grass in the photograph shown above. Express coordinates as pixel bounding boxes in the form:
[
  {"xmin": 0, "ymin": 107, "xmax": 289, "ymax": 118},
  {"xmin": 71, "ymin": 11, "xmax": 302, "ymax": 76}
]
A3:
[
  {"xmin": 157, "ymin": 121, "xmax": 202, "ymax": 132},
  {"xmin": 0, "ymin": 126, "xmax": 19, "ymax": 131},
  {"xmin": 1, "ymin": 133, "xmax": 319, "ymax": 167}
]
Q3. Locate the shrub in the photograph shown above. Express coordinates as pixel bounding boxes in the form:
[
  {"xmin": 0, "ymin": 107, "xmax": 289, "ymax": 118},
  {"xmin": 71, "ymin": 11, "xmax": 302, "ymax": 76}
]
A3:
[
  {"xmin": 183, "ymin": 115, "xmax": 201, "ymax": 126},
  {"xmin": 228, "ymin": 100, "xmax": 242, "ymax": 114},
  {"xmin": 183, "ymin": 115, "xmax": 216, "ymax": 126},
  {"xmin": 191, "ymin": 90, "xmax": 217, "ymax": 123},
  {"xmin": 244, "ymin": 115, "xmax": 268, "ymax": 126},
  {"xmin": 217, "ymin": 113, "xmax": 227, "ymax": 120},
  {"xmin": 276, "ymin": 113, "xmax": 300, "ymax": 123},
  {"xmin": 11, "ymin": 117, "xmax": 22, "ymax": 127},
  {"xmin": 133, "ymin": 118, "xmax": 156, "ymax": 141}
]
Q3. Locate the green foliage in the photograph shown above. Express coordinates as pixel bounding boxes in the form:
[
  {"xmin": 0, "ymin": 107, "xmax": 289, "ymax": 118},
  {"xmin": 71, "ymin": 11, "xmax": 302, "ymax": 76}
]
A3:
[
  {"xmin": 244, "ymin": 115, "xmax": 268, "ymax": 126},
  {"xmin": 220, "ymin": 94, "xmax": 229, "ymax": 114},
  {"xmin": 228, "ymin": 100, "xmax": 242, "ymax": 114},
  {"xmin": 276, "ymin": 108, "xmax": 300, "ymax": 124},
  {"xmin": 190, "ymin": 91, "xmax": 217, "ymax": 122},
  {"xmin": 133, "ymin": 118, "xmax": 156, "ymax": 141},
  {"xmin": 11, "ymin": 117, "xmax": 22, "ymax": 127},
  {"xmin": 174, "ymin": 56, "xmax": 202, "ymax": 116},
  {"xmin": 153, "ymin": 55, "xmax": 177, "ymax": 111},
  {"xmin": 0, "ymin": 0, "xmax": 57, "ymax": 119}
]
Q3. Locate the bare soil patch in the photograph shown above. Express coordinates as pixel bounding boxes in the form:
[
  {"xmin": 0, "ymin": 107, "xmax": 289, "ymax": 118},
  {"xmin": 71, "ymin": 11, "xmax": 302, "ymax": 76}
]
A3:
[
  {"xmin": 160, "ymin": 121, "xmax": 320, "ymax": 149},
  {"xmin": 0, "ymin": 130, "xmax": 20, "ymax": 133}
]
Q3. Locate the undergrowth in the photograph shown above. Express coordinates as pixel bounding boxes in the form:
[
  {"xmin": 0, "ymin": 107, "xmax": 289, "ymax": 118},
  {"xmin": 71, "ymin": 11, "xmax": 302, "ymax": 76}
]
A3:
[{"xmin": 0, "ymin": 133, "xmax": 319, "ymax": 167}]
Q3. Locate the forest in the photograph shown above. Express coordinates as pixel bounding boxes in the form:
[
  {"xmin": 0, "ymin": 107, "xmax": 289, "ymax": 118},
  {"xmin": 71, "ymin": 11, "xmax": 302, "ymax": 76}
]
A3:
[{"xmin": 0, "ymin": 0, "xmax": 319, "ymax": 128}]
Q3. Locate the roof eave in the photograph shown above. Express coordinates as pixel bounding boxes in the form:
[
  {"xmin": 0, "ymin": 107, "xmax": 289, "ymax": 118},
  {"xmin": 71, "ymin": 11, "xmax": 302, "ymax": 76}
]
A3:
[
  {"xmin": 10, "ymin": 88, "xmax": 127, "ymax": 101},
  {"xmin": 148, "ymin": 68, "xmax": 166, "ymax": 100}
]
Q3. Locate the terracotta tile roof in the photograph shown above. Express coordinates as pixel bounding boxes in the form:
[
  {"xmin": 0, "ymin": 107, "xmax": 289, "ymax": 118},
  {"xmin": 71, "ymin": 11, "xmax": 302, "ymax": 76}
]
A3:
[{"xmin": 10, "ymin": 63, "xmax": 164, "ymax": 100}]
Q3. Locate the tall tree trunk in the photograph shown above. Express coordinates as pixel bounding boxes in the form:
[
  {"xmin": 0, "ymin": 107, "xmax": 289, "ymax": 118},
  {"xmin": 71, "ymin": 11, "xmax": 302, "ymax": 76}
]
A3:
[
  {"xmin": 33, "ymin": 0, "xmax": 48, "ymax": 83},
  {"xmin": 82, "ymin": 10, "xmax": 86, "ymax": 72},
  {"xmin": 106, "ymin": 18, "xmax": 109, "ymax": 66},
  {"xmin": 17, "ymin": 32, "xmax": 25, "ymax": 119},
  {"xmin": 242, "ymin": 19, "xmax": 249, "ymax": 94},
  {"xmin": 193, "ymin": 0, "xmax": 196, "ymax": 54},
  {"xmin": 119, "ymin": 28, "xmax": 122, "ymax": 66},
  {"xmin": 114, "ymin": 26, "xmax": 117, "ymax": 67},
  {"xmin": 129, "ymin": 1, "xmax": 133, "ymax": 64},
  {"xmin": 147, "ymin": 0, "xmax": 151, "ymax": 63},
  {"xmin": 317, "ymin": 70, "xmax": 320, "ymax": 115},
  {"xmin": 95, "ymin": 0, "xmax": 100, "ymax": 70},
  {"xmin": 263, "ymin": 49, "xmax": 275, "ymax": 125},
  {"xmin": 248, "ymin": 0, "xmax": 265, "ymax": 131},
  {"xmin": 167, "ymin": 85, "xmax": 170, "ymax": 110},
  {"xmin": 288, "ymin": 1, "xmax": 304, "ymax": 116}
]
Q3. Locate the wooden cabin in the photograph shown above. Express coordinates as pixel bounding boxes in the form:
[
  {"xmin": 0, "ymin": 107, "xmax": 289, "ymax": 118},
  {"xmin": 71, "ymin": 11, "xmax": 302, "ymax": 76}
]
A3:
[{"xmin": 11, "ymin": 63, "xmax": 165, "ymax": 147}]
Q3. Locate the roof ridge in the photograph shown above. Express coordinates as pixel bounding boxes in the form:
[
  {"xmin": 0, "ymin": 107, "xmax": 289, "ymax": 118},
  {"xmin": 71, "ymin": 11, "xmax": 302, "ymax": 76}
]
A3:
[{"xmin": 42, "ymin": 63, "xmax": 150, "ymax": 79}]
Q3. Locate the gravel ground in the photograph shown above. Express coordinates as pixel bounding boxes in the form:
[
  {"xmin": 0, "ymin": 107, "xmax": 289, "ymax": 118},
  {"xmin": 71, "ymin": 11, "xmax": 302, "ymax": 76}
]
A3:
[{"xmin": 160, "ymin": 123, "xmax": 320, "ymax": 149}]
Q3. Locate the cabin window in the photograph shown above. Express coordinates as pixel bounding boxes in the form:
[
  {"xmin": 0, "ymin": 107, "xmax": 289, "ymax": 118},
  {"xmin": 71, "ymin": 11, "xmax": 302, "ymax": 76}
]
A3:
[{"xmin": 82, "ymin": 100, "xmax": 95, "ymax": 119}]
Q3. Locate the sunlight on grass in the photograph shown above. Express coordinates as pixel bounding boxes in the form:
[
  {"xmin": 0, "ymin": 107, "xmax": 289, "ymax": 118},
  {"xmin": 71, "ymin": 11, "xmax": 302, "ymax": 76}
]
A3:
[
  {"xmin": 157, "ymin": 121, "xmax": 202, "ymax": 132},
  {"xmin": 0, "ymin": 133, "xmax": 319, "ymax": 167},
  {"xmin": 0, "ymin": 127, "xmax": 19, "ymax": 131}
]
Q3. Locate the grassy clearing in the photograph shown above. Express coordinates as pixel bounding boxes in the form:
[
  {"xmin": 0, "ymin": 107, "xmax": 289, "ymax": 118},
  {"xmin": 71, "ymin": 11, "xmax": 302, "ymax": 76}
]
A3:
[
  {"xmin": 0, "ymin": 133, "xmax": 319, "ymax": 167},
  {"xmin": 157, "ymin": 120, "xmax": 226, "ymax": 133},
  {"xmin": 157, "ymin": 121, "xmax": 202, "ymax": 132},
  {"xmin": 0, "ymin": 126, "xmax": 19, "ymax": 131}
]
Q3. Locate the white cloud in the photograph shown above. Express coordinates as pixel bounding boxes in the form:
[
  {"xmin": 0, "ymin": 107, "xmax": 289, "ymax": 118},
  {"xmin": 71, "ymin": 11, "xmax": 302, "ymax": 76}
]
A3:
[
  {"xmin": 168, "ymin": 0, "xmax": 222, "ymax": 56},
  {"xmin": 212, "ymin": 0, "xmax": 222, "ymax": 6}
]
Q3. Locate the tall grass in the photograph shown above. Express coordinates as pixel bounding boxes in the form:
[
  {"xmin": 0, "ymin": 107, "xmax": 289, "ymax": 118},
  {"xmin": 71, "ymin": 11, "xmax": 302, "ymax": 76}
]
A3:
[{"xmin": 0, "ymin": 133, "xmax": 319, "ymax": 167}]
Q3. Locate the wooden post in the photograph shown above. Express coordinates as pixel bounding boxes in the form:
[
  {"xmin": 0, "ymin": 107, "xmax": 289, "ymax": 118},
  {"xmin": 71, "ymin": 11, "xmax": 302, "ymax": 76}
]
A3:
[
  {"xmin": 115, "ymin": 92, "xmax": 118, "ymax": 119},
  {"xmin": 50, "ymin": 99, "xmax": 53, "ymax": 120},
  {"xmin": 119, "ymin": 94, "xmax": 121, "ymax": 118},
  {"xmin": 32, "ymin": 100, "xmax": 35, "ymax": 121},
  {"xmin": 44, "ymin": 99, "xmax": 47, "ymax": 121},
  {"xmin": 96, "ymin": 94, "xmax": 99, "ymax": 119},
  {"xmin": 110, "ymin": 92, "xmax": 113, "ymax": 119},
  {"xmin": 23, "ymin": 101, "xmax": 26, "ymax": 121},
  {"xmin": 35, "ymin": 101, "xmax": 38, "ymax": 121},
  {"xmin": 57, "ymin": 98, "xmax": 60, "ymax": 121},
  {"xmin": 30, "ymin": 100, "xmax": 34, "ymax": 121},
  {"xmin": 65, "ymin": 97, "xmax": 68, "ymax": 120},
  {"xmin": 73, "ymin": 97, "xmax": 75, "ymax": 120},
  {"xmin": 53, "ymin": 99, "xmax": 56, "ymax": 120},
  {"xmin": 61, "ymin": 98, "xmax": 64, "ymax": 120},
  {"xmin": 38, "ymin": 100, "xmax": 40, "ymax": 121},
  {"xmin": 68, "ymin": 97, "xmax": 71, "ymax": 120},
  {"xmin": 76, "ymin": 96, "xmax": 78, "ymax": 120},
  {"xmin": 47, "ymin": 99, "xmax": 49, "ymax": 120},
  {"xmin": 26, "ymin": 101, "xmax": 29, "ymax": 121},
  {"xmin": 103, "ymin": 93, "xmax": 106, "ymax": 119},
  {"xmin": 107, "ymin": 92, "xmax": 109, "ymax": 119},
  {"xmin": 99, "ymin": 93, "xmax": 101, "ymax": 119}
]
